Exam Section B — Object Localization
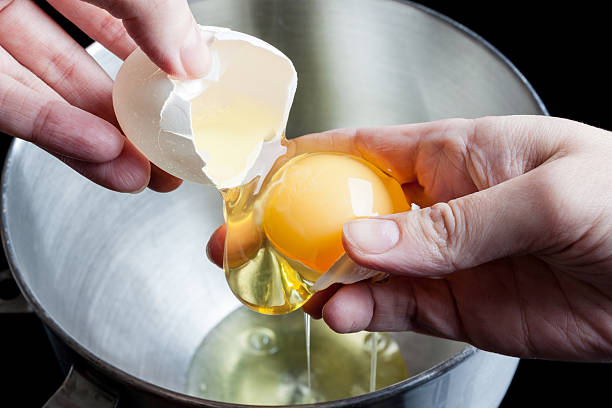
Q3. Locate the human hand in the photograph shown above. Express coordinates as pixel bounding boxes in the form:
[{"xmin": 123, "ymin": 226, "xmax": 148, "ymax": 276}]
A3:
[
  {"xmin": 207, "ymin": 115, "xmax": 612, "ymax": 361},
  {"xmin": 0, "ymin": 0, "xmax": 211, "ymax": 192}
]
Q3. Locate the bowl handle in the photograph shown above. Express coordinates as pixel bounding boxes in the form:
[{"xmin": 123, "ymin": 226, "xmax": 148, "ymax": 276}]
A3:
[
  {"xmin": 0, "ymin": 269, "xmax": 118, "ymax": 407},
  {"xmin": 43, "ymin": 365, "xmax": 118, "ymax": 408},
  {"xmin": 0, "ymin": 269, "xmax": 32, "ymax": 314}
]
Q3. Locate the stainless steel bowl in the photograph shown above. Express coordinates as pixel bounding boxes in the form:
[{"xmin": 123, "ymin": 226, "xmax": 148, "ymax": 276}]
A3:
[{"xmin": 2, "ymin": 0, "xmax": 546, "ymax": 406}]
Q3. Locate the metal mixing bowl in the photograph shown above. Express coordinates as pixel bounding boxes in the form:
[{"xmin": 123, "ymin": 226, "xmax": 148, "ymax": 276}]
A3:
[{"xmin": 1, "ymin": 0, "xmax": 546, "ymax": 406}]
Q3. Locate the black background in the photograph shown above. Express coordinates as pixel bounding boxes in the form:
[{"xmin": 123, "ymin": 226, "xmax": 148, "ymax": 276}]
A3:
[{"xmin": 1, "ymin": 1, "xmax": 610, "ymax": 407}]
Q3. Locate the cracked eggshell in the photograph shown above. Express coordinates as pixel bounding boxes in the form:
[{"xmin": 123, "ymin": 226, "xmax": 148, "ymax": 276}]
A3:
[
  {"xmin": 312, "ymin": 255, "xmax": 387, "ymax": 292},
  {"xmin": 112, "ymin": 26, "xmax": 297, "ymax": 188}
]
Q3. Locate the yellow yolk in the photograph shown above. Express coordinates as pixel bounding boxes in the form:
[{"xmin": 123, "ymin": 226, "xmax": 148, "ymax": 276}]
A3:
[{"xmin": 262, "ymin": 153, "xmax": 409, "ymax": 274}]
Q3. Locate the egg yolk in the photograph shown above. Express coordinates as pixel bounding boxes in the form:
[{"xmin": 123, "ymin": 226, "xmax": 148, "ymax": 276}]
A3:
[{"xmin": 262, "ymin": 153, "xmax": 408, "ymax": 274}]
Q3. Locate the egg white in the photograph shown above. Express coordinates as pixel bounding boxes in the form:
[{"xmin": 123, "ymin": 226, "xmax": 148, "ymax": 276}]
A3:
[{"xmin": 113, "ymin": 26, "xmax": 297, "ymax": 188}]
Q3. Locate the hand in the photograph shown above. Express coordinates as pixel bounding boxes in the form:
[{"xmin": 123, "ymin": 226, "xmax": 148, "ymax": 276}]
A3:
[
  {"xmin": 207, "ymin": 115, "xmax": 612, "ymax": 361},
  {"xmin": 0, "ymin": 0, "xmax": 211, "ymax": 192}
]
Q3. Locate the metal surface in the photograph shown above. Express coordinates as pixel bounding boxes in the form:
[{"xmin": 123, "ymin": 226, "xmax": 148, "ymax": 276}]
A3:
[
  {"xmin": 1, "ymin": 0, "xmax": 547, "ymax": 406},
  {"xmin": 43, "ymin": 366, "xmax": 118, "ymax": 408}
]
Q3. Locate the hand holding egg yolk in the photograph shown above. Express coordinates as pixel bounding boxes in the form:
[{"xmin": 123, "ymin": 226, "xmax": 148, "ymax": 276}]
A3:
[
  {"xmin": 223, "ymin": 152, "xmax": 408, "ymax": 314},
  {"xmin": 113, "ymin": 26, "xmax": 410, "ymax": 314},
  {"xmin": 262, "ymin": 153, "xmax": 408, "ymax": 274}
]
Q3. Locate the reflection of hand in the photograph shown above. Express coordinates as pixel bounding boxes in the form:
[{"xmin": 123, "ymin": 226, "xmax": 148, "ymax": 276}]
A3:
[
  {"xmin": 0, "ymin": 0, "xmax": 210, "ymax": 192},
  {"xmin": 208, "ymin": 115, "xmax": 612, "ymax": 361}
]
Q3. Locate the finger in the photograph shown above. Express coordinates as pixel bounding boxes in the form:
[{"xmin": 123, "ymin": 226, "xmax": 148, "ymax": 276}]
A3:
[
  {"xmin": 206, "ymin": 224, "xmax": 226, "ymax": 268},
  {"xmin": 322, "ymin": 277, "xmax": 474, "ymax": 343},
  {"xmin": 0, "ymin": 75, "xmax": 123, "ymax": 162},
  {"xmin": 302, "ymin": 283, "xmax": 341, "ymax": 319},
  {"xmin": 59, "ymin": 140, "xmax": 150, "ymax": 193},
  {"xmin": 320, "ymin": 265, "xmax": 594, "ymax": 360},
  {"xmin": 341, "ymin": 161, "xmax": 570, "ymax": 277},
  {"xmin": 0, "ymin": 46, "xmax": 61, "ymax": 101},
  {"xmin": 289, "ymin": 126, "xmax": 419, "ymax": 184},
  {"xmin": 147, "ymin": 163, "xmax": 183, "ymax": 192},
  {"xmin": 48, "ymin": 0, "xmax": 137, "ymax": 60},
  {"xmin": 1, "ymin": 39, "xmax": 147, "ymax": 192},
  {"xmin": 323, "ymin": 282, "xmax": 375, "ymax": 333},
  {"xmin": 290, "ymin": 119, "xmax": 476, "ymax": 185},
  {"xmin": 205, "ymin": 220, "xmax": 265, "ymax": 269},
  {"xmin": 0, "ymin": 0, "xmax": 116, "ymax": 123},
  {"xmin": 85, "ymin": 0, "xmax": 211, "ymax": 78},
  {"xmin": 401, "ymin": 182, "xmax": 435, "ymax": 207},
  {"xmin": 292, "ymin": 116, "xmax": 566, "ymax": 201}
]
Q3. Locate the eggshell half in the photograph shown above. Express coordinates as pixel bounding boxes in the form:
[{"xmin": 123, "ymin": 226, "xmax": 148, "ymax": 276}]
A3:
[{"xmin": 113, "ymin": 26, "xmax": 297, "ymax": 188}]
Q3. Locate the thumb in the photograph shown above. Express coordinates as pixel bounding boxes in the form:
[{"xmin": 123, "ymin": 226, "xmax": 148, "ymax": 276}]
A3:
[
  {"xmin": 342, "ymin": 171, "xmax": 555, "ymax": 276},
  {"xmin": 86, "ymin": 0, "xmax": 211, "ymax": 78}
]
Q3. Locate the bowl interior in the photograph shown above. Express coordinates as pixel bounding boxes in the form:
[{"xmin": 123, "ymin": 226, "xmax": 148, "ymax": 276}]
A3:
[{"xmin": 2, "ymin": 0, "xmax": 543, "ymax": 402}]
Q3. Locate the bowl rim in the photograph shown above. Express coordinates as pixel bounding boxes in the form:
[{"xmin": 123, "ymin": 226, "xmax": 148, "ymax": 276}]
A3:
[{"xmin": 1, "ymin": 0, "xmax": 545, "ymax": 406}]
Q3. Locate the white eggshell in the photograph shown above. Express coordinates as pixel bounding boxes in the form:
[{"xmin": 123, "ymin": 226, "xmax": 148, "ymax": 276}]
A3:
[
  {"xmin": 312, "ymin": 255, "xmax": 386, "ymax": 292},
  {"xmin": 112, "ymin": 26, "xmax": 297, "ymax": 187}
]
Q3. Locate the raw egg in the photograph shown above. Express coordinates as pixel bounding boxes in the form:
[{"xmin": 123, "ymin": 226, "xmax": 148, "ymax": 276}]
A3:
[
  {"xmin": 112, "ymin": 27, "xmax": 412, "ymax": 315},
  {"xmin": 223, "ymin": 152, "xmax": 409, "ymax": 314}
]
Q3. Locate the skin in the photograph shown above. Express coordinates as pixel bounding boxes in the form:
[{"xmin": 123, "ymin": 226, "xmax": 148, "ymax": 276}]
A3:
[
  {"xmin": 207, "ymin": 115, "xmax": 612, "ymax": 362},
  {"xmin": 0, "ymin": 0, "xmax": 210, "ymax": 192}
]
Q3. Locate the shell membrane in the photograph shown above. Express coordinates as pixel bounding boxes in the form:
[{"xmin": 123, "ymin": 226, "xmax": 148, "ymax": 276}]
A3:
[{"xmin": 112, "ymin": 26, "xmax": 297, "ymax": 188}]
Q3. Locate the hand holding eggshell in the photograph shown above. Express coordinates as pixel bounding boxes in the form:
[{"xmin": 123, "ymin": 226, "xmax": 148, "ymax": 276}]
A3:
[{"xmin": 0, "ymin": 0, "xmax": 210, "ymax": 192}]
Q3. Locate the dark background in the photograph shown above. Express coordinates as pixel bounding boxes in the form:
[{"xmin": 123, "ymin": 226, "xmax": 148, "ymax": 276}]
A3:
[{"xmin": 1, "ymin": 1, "xmax": 610, "ymax": 407}]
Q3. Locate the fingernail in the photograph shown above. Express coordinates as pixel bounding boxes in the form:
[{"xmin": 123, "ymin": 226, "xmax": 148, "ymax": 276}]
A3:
[
  {"xmin": 180, "ymin": 25, "xmax": 211, "ymax": 78},
  {"xmin": 344, "ymin": 219, "xmax": 400, "ymax": 254},
  {"xmin": 129, "ymin": 184, "xmax": 147, "ymax": 194},
  {"xmin": 205, "ymin": 241, "xmax": 214, "ymax": 264}
]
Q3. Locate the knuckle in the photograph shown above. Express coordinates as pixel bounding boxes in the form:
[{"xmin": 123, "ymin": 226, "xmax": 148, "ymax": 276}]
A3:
[
  {"xmin": 426, "ymin": 118, "xmax": 474, "ymax": 169},
  {"xmin": 99, "ymin": 14, "xmax": 130, "ymax": 48},
  {"xmin": 30, "ymin": 101, "xmax": 54, "ymax": 146},
  {"xmin": 43, "ymin": 48, "xmax": 79, "ymax": 98},
  {"xmin": 0, "ymin": 49, "xmax": 13, "ymax": 76},
  {"xmin": 433, "ymin": 117, "xmax": 476, "ymax": 147},
  {"xmin": 0, "ymin": 74, "xmax": 15, "ymax": 107},
  {"xmin": 414, "ymin": 202, "xmax": 461, "ymax": 271},
  {"xmin": 441, "ymin": 117, "xmax": 475, "ymax": 132},
  {"xmin": 430, "ymin": 118, "xmax": 474, "ymax": 145},
  {"xmin": 525, "ymin": 162, "xmax": 600, "ymax": 255}
]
